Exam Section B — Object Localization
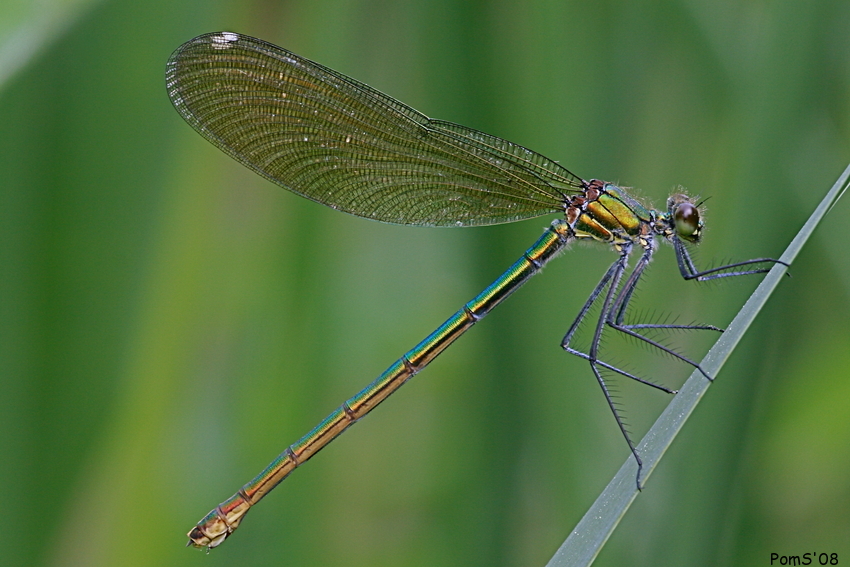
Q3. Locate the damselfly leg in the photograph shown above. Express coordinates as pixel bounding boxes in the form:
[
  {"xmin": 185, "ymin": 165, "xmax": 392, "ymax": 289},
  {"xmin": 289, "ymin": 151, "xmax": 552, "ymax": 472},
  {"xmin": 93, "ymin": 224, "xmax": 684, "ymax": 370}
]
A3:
[{"xmin": 562, "ymin": 228, "xmax": 787, "ymax": 487}]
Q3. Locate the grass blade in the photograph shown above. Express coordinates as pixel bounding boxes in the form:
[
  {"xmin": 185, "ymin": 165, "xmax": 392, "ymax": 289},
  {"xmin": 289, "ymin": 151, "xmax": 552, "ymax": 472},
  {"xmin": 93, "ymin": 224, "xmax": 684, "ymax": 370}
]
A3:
[{"xmin": 0, "ymin": 0, "xmax": 104, "ymax": 92}]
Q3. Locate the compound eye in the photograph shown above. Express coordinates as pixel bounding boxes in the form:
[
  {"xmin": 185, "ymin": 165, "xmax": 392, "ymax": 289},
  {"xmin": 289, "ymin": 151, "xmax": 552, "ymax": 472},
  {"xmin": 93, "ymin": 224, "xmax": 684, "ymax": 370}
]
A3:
[{"xmin": 674, "ymin": 202, "xmax": 700, "ymax": 238}]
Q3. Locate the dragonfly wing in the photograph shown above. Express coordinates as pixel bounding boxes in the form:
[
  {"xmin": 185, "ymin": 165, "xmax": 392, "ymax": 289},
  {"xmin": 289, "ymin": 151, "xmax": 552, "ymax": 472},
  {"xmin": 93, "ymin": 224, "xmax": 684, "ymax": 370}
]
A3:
[{"xmin": 166, "ymin": 32, "xmax": 582, "ymax": 226}]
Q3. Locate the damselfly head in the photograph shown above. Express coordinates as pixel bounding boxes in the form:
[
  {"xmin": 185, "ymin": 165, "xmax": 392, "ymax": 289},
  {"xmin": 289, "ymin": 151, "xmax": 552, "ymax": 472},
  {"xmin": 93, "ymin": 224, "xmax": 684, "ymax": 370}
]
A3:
[{"xmin": 666, "ymin": 194, "xmax": 703, "ymax": 243}]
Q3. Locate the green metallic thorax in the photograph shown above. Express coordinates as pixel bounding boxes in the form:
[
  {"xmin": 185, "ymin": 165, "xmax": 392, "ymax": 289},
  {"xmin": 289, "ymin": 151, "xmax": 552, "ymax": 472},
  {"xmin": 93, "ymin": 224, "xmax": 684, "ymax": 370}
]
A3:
[{"xmin": 569, "ymin": 182, "xmax": 653, "ymax": 245}]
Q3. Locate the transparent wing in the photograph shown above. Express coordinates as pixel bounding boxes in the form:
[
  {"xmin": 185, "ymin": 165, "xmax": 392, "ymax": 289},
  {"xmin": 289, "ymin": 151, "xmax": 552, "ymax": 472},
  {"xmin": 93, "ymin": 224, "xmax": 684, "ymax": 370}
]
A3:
[{"xmin": 166, "ymin": 32, "xmax": 585, "ymax": 226}]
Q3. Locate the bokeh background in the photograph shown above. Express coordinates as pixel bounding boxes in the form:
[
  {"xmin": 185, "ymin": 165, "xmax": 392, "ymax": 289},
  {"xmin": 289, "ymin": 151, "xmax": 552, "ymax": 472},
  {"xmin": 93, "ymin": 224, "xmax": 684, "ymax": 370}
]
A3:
[{"xmin": 2, "ymin": 1, "xmax": 849, "ymax": 566}]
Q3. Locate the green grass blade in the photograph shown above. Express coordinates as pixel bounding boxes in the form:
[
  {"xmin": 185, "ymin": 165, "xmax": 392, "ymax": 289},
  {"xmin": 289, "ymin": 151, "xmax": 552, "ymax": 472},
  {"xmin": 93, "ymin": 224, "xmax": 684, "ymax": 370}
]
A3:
[
  {"xmin": 545, "ymin": 163, "xmax": 850, "ymax": 567},
  {"xmin": 0, "ymin": 0, "xmax": 104, "ymax": 91}
]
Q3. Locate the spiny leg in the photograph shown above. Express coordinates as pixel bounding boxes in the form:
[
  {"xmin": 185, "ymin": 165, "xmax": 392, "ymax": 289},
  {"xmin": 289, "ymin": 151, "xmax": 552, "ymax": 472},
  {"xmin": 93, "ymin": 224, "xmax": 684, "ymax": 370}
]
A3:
[
  {"xmin": 673, "ymin": 237, "xmax": 788, "ymax": 281},
  {"xmin": 562, "ymin": 249, "xmax": 671, "ymax": 392},
  {"xmin": 606, "ymin": 236, "xmax": 787, "ymax": 385},
  {"xmin": 560, "ymin": 251, "xmax": 622, "ymax": 347},
  {"xmin": 606, "ymin": 242, "xmax": 718, "ymax": 381},
  {"xmin": 608, "ymin": 236, "xmax": 790, "ymax": 380},
  {"xmin": 562, "ymin": 241, "xmax": 744, "ymax": 488},
  {"xmin": 562, "ymin": 247, "xmax": 672, "ymax": 488}
]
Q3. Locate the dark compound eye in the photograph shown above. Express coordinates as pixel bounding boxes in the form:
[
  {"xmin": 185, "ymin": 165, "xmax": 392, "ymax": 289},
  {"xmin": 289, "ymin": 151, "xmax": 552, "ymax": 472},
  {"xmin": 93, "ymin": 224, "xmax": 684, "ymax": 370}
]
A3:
[{"xmin": 674, "ymin": 202, "xmax": 700, "ymax": 238}]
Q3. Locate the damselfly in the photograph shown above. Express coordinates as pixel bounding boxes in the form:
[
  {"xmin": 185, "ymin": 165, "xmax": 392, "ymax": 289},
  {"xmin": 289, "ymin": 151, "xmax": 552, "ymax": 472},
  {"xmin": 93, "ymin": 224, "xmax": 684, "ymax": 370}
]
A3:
[{"xmin": 166, "ymin": 32, "xmax": 785, "ymax": 549}]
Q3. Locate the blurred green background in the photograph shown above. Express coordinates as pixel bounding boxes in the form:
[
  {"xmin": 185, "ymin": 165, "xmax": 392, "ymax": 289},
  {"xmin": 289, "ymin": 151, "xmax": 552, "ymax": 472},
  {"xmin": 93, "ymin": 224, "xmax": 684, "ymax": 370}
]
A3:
[{"xmin": 2, "ymin": 1, "xmax": 849, "ymax": 566}]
